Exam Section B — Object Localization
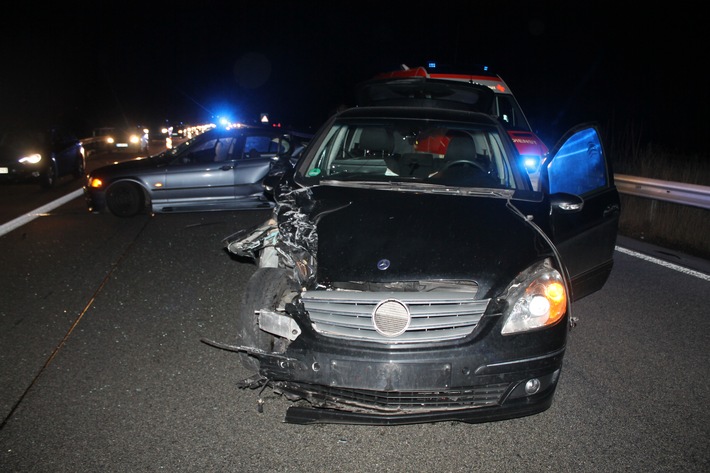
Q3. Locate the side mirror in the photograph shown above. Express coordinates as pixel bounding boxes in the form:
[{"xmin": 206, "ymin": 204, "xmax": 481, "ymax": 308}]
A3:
[{"xmin": 550, "ymin": 192, "xmax": 584, "ymax": 212}]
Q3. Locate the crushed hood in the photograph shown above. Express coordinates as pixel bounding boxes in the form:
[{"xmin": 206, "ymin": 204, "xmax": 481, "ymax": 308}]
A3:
[{"xmin": 296, "ymin": 184, "xmax": 552, "ymax": 298}]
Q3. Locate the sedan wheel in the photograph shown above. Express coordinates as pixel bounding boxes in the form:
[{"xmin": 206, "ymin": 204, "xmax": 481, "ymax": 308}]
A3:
[
  {"xmin": 106, "ymin": 182, "xmax": 145, "ymax": 217},
  {"xmin": 237, "ymin": 267, "xmax": 297, "ymax": 372}
]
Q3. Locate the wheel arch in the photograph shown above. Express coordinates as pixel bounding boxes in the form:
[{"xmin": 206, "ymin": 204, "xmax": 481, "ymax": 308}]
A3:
[
  {"xmin": 106, "ymin": 177, "xmax": 152, "ymax": 208},
  {"xmin": 104, "ymin": 178, "xmax": 153, "ymax": 215}
]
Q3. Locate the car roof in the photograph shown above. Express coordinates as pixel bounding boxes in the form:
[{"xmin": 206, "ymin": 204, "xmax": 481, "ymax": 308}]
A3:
[
  {"xmin": 374, "ymin": 64, "xmax": 516, "ymax": 96},
  {"xmin": 355, "ymin": 77, "xmax": 495, "ymax": 113},
  {"xmin": 338, "ymin": 105, "xmax": 501, "ymax": 126},
  {"xmin": 203, "ymin": 125, "xmax": 310, "ymax": 138}
]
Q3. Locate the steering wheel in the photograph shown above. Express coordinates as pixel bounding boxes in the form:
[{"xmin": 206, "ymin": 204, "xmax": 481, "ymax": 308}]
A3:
[{"xmin": 441, "ymin": 159, "xmax": 487, "ymax": 172}]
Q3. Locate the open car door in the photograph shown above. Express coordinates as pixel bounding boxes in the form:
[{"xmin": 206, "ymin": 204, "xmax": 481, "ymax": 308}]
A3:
[{"xmin": 543, "ymin": 123, "xmax": 621, "ymax": 301}]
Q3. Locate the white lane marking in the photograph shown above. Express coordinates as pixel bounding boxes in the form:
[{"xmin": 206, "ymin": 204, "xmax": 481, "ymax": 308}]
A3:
[
  {"xmin": 0, "ymin": 188, "xmax": 83, "ymax": 237},
  {"xmin": 615, "ymin": 245, "xmax": 710, "ymax": 281}
]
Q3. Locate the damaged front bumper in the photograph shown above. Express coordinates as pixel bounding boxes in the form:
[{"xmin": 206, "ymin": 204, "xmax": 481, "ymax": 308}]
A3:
[
  {"xmin": 264, "ymin": 345, "xmax": 564, "ymax": 425},
  {"xmin": 207, "ymin": 309, "xmax": 567, "ymax": 425}
]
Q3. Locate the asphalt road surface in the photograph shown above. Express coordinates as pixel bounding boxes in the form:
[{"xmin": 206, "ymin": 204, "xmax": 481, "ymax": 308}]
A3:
[{"xmin": 0, "ymin": 187, "xmax": 708, "ymax": 471}]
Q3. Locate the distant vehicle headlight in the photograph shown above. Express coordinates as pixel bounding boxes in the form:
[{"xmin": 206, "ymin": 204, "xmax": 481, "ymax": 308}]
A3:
[
  {"xmin": 107, "ymin": 137, "xmax": 115, "ymax": 145},
  {"xmin": 19, "ymin": 153, "xmax": 42, "ymax": 164},
  {"xmin": 501, "ymin": 259, "xmax": 567, "ymax": 334},
  {"xmin": 129, "ymin": 135, "xmax": 140, "ymax": 144}
]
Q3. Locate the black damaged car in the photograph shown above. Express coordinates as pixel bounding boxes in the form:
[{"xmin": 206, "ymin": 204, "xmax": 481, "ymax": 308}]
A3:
[{"xmin": 215, "ymin": 79, "xmax": 620, "ymax": 425}]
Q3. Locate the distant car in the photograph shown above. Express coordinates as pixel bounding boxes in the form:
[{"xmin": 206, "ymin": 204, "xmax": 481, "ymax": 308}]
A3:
[
  {"xmin": 370, "ymin": 64, "xmax": 549, "ymax": 188},
  {"xmin": 0, "ymin": 128, "xmax": 85, "ymax": 188},
  {"xmin": 106, "ymin": 127, "xmax": 144, "ymax": 150},
  {"xmin": 221, "ymin": 80, "xmax": 620, "ymax": 425},
  {"xmin": 84, "ymin": 125, "xmax": 312, "ymax": 217},
  {"xmin": 82, "ymin": 127, "xmax": 144, "ymax": 156}
]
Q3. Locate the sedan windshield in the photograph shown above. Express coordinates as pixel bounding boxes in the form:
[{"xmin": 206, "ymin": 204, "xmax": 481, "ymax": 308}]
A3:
[{"xmin": 298, "ymin": 119, "xmax": 524, "ymax": 190}]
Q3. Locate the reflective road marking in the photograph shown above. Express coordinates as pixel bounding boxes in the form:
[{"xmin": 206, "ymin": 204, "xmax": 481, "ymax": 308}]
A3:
[{"xmin": 0, "ymin": 188, "xmax": 83, "ymax": 237}]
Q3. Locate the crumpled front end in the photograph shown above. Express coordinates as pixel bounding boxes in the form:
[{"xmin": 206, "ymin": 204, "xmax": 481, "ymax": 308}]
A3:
[
  {"xmin": 225, "ymin": 187, "xmax": 319, "ymax": 286},
  {"xmin": 222, "ymin": 185, "xmax": 569, "ymax": 425}
]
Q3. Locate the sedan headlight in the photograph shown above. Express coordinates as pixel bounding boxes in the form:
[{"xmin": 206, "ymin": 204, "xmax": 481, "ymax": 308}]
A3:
[
  {"xmin": 501, "ymin": 258, "xmax": 567, "ymax": 335},
  {"xmin": 19, "ymin": 153, "xmax": 42, "ymax": 164}
]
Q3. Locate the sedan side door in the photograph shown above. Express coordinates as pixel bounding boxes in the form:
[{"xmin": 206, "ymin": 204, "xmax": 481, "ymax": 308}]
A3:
[
  {"xmin": 543, "ymin": 124, "xmax": 621, "ymax": 301},
  {"xmin": 232, "ymin": 132, "xmax": 291, "ymax": 200},
  {"xmin": 160, "ymin": 136, "xmax": 238, "ymax": 205}
]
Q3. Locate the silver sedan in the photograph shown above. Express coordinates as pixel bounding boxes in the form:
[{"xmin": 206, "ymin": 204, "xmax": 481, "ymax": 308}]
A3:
[{"xmin": 84, "ymin": 125, "xmax": 311, "ymax": 217}]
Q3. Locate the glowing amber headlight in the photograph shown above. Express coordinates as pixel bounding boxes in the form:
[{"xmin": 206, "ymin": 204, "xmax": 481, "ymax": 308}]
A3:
[
  {"xmin": 501, "ymin": 259, "xmax": 568, "ymax": 335},
  {"xmin": 89, "ymin": 177, "xmax": 104, "ymax": 188}
]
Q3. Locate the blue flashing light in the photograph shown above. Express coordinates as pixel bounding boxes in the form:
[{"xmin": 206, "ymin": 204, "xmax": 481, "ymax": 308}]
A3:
[
  {"xmin": 428, "ymin": 61, "xmax": 437, "ymax": 69},
  {"xmin": 522, "ymin": 155, "xmax": 541, "ymax": 172}
]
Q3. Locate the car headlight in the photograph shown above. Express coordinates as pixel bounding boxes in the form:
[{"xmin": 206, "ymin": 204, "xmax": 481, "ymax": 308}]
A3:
[
  {"xmin": 501, "ymin": 258, "xmax": 567, "ymax": 335},
  {"xmin": 19, "ymin": 153, "xmax": 42, "ymax": 164},
  {"xmin": 130, "ymin": 135, "xmax": 140, "ymax": 144},
  {"xmin": 89, "ymin": 177, "xmax": 104, "ymax": 188}
]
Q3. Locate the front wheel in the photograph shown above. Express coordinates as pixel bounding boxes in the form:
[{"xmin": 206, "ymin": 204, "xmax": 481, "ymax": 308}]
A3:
[
  {"xmin": 236, "ymin": 267, "xmax": 297, "ymax": 372},
  {"xmin": 106, "ymin": 181, "xmax": 145, "ymax": 217}
]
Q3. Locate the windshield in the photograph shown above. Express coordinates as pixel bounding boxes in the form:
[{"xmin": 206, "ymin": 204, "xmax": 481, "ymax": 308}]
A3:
[{"xmin": 297, "ymin": 119, "xmax": 526, "ymax": 190}]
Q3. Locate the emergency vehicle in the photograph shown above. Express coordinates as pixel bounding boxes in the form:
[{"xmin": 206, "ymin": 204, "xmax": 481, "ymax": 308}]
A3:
[{"xmin": 372, "ymin": 63, "xmax": 548, "ymax": 186}]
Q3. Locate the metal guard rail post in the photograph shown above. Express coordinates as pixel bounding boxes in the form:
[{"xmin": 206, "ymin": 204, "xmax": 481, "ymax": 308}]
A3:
[{"xmin": 614, "ymin": 174, "xmax": 710, "ymax": 210}]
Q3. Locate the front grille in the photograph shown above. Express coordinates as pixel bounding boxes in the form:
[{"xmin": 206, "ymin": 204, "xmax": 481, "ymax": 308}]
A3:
[
  {"xmin": 280, "ymin": 381, "xmax": 508, "ymax": 412},
  {"xmin": 301, "ymin": 289, "xmax": 489, "ymax": 343}
]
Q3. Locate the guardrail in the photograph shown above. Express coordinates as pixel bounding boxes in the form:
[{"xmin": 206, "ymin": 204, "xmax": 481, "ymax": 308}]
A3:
[{"xmin": 614, "ymin": 174, "xmax": 710, "ymax": 210}]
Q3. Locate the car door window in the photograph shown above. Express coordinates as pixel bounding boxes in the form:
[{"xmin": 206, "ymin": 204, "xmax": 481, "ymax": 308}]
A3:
[
  {"xmin": 214, "ymin": 138, "xmax": 236, "ymax": 162},
  {"xmin": 547, "ymin": 127, "xmax": 607, "ymax": 195},
  {"xmin": 241, "ymin": 134, "xmax": 287, "ymax": 160},
  {"xmin": 493, "ymin": 95, "xmax": 531, "ymax": 132},
  {"xmin": 180, "ymin": 138, "xmax": 236, "ymax": 164}
]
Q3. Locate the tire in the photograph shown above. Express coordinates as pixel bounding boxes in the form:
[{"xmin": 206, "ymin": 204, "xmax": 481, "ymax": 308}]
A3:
[
  {"xmin": 237, "ymin": 267, "xmax": 297, "ymax": 372},
  {"xmin": 106, "ymin": 181, "xmax": 145, "ymax": 217},
  {"xmin": 40, "ymin": 162, "xmax": 58, "ymax": 189}
]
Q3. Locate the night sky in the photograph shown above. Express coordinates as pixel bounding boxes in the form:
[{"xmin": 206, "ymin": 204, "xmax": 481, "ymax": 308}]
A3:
[{"xmin": 2, "ymin": 1, "xmax": 706, "ymax": 154}]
